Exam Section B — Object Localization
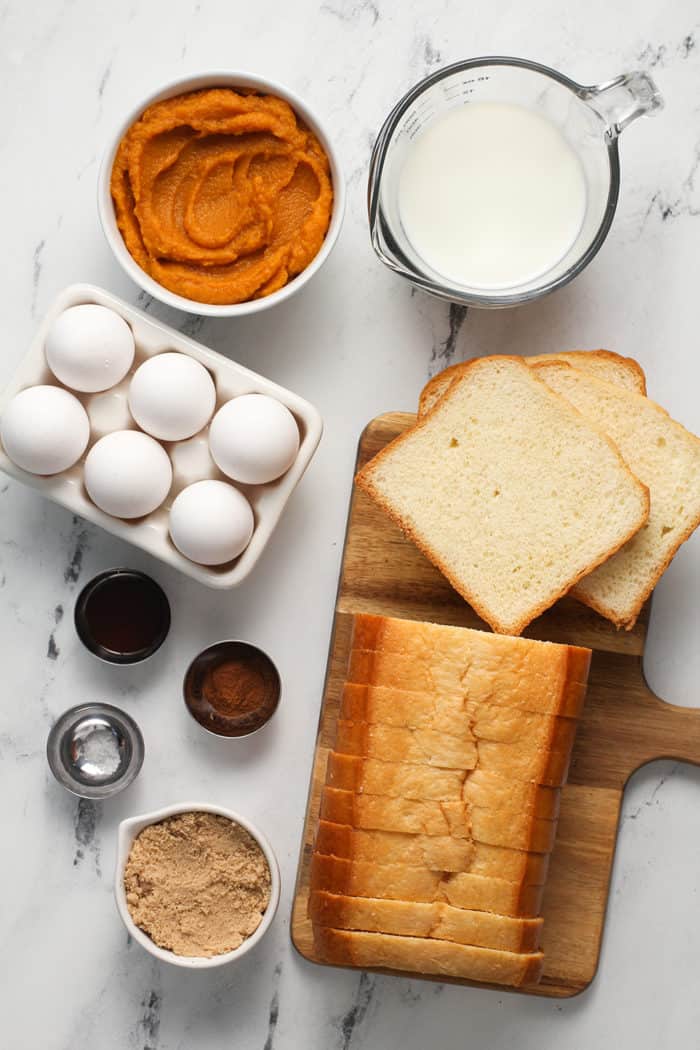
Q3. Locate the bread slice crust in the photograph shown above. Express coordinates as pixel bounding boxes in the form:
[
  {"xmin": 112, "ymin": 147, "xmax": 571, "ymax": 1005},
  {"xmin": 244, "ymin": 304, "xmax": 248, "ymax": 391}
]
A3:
[
  {"xmin": 313, "ymin": 927, "xmax": 544, "ymax": 986},
  {"xmin": 418, "ymin": 349, "xmax": 646, "ymax": 417},
  {"xmin": 309, "ymin": 891, "xmax": 544, "ymax": 953},
  {"xmin": 310, "ymin": 854, "xmax": 545, "ymax": 916},
  {"xmin": 325, "ymin": 753, "xmax": 562, "ymax": 818},
  {"xmin": 320, "ymin": 786, "xmax": 558, "ymax": 852},
  {"xmin": 314, "ymin": 821, "xmax": 552, "ymax": 880}
]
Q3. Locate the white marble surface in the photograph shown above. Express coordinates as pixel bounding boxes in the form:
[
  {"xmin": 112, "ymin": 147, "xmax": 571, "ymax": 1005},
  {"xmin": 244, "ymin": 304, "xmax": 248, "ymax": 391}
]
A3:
[{"xmin": 2, "ymin": 2, "xmax": 700, "ymax": 1047}]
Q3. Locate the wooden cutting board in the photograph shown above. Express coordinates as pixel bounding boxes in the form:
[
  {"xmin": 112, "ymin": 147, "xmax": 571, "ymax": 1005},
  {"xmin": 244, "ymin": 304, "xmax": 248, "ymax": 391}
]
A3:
[{"xmin": 291, "ymin": 413, "xmax": 700, "ymax": 998}]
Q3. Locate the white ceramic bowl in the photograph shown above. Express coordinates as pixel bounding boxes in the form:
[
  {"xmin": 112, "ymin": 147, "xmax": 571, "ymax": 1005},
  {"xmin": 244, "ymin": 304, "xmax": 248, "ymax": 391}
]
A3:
[
  {"xmin": 114, "ymin": 802, "xmax": 281, "ymax": 968},
  {"xmin": 98, "ymin": 70, "xmax": 346, "ymax": 317}
]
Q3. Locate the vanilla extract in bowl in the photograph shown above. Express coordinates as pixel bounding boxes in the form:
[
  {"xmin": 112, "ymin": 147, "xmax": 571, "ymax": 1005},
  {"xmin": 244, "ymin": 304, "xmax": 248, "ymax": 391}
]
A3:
[{"xmin": 75, "ymin": 569, "xmax": 171, "ymax": 664}]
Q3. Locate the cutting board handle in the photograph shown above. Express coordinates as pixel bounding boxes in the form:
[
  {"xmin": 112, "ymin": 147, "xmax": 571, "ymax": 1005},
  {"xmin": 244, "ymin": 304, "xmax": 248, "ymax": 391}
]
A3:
[{"xmin": 627, "ymin": 688, "xmax": 700, "ymax": 774}]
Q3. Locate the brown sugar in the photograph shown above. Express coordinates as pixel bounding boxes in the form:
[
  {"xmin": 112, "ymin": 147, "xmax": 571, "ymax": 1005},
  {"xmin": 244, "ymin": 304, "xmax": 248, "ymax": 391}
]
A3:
[{"xmin": 124, "ymin": 811, "xmax": 271, "ymax": 957}]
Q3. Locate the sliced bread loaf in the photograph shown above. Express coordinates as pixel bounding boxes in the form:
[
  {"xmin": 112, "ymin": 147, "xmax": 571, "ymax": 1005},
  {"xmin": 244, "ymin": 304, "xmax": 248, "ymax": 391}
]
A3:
[
  {"xmin": 309, "ymin": 892, "xmax": 544, "ymax": 953},
  {"xmin": 313, "ymin": 927, "xmax": 544, "ymax": 986},
  {"xmin": 418, "ymin": 349, "xmax": 646, "ymax": 417},
  {"xmin": 355, "ymin": 357, "xmax": 649, "ymax": 635},
  {"xmin": 534, "ymin": 361, "xmax": 700, "ymax": 628}
]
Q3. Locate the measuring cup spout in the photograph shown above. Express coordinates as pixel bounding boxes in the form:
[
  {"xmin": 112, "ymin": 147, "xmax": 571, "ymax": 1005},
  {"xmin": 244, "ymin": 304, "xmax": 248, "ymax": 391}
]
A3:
[{"xmin": 579, "ymin": 71, "xmax": 664, "ymax": 139}]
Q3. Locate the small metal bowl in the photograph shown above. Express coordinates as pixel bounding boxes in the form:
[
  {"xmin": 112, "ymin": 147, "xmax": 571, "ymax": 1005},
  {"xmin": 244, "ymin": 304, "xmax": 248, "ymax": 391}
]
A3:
[
  {"xmin": 183, "ymin": 640, "xmax": 281, "ymax": 738},
  {"xmin": 47, "ymin": 702, "xmax": 144, "ymax": 799}
]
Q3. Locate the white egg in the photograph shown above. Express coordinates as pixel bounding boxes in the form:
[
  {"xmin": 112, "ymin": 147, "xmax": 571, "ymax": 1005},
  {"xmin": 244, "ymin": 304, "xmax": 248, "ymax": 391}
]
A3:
[
  {"xmin": 209, "ymin": 394, "xmax": 300, "ymax": 485},
  {"xmin": 128, "ymin": 352, "xmax": 216, "ymax": 441},
  {"xmin": 1, "ymin": 385, "xmax": 90, "ymax": 475},
  {"xmin": 169, "ymin": 480, "xmax": 254, "ymax": 565},
  {"xmin": 45, "ymin": 304, "xmax": 135, "ymax": 392},
  {"xmin": 84, "ymin": 430, "xmax": 172, "ymax": 519}
]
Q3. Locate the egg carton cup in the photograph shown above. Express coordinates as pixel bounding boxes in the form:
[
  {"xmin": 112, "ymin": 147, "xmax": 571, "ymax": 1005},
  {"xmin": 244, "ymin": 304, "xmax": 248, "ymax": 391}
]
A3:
[{"xmin": 0, "ymin": 283, "xmax": 323, "ymax": 588}]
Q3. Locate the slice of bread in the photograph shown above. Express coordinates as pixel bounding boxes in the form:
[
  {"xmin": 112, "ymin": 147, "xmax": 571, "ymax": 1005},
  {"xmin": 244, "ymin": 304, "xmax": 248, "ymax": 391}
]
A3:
[
  {"xmin": 418, "ymin": 349, "xmax": 646, "ymax": 417},
  {"xmin": 320, "ymin": 787, "xmax": 558, "ymax": 852},
  {"xmin": 325, "ymin": 754, "xmax": 561, "ymax": 819},
  {"xmin": 350, "ymin": 614, "xmax": 591, "ymax": 716},
  {"xmin": 528, "ymin": 351, "xmax": 646, "ymax": 393},
  {"xmin": 355, "ymin": 357, "xmax": 649, "ymax": 635},
  {"xmin": 313, "ymin": 927, "xmax": 544, "ymax": 986},
  {"xmin": 534, "ymin": 362, "xmax": 700, "ymax": 628},
  {"xmin": 341, "ymin": 684, "xmax": 579, "ymax": 752},
  {"xmin": 334, "ymin": 720, "xmax": 571, "ymax": 786},
  {"xmin": 314, "ymin": 822, "xmax": 551, "ymax": 881},
  {"xmin": 348, "ymin": 650, "xmax": 588, "ymax": 719},
  {"xmin": 315, "ymin": 821, "xmax": 474, "ymax": 872},
  {"xmin": 310, "ymin": 854, "xmax": 544, "ymax": 916},
  {"xmin": 309, "ymin": 892, "xmax": 544, "ymax": 953},
  {"xmin": 315, "ymin": 823, "xmax": 551, "ymax": 881}
]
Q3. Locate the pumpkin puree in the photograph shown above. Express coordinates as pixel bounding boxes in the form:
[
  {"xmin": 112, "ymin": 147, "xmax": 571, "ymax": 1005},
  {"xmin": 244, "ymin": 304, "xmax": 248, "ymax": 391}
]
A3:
[{"xmin": 110, "ymin": 88, "xmax": 334, "ymax": 305}]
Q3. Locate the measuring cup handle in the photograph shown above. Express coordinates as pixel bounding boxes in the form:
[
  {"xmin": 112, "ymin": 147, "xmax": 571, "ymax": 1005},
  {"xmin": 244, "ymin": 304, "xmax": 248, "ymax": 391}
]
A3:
[{"xmin": 579, "ymin": 71, "xmax": 664, "ymax": 138}]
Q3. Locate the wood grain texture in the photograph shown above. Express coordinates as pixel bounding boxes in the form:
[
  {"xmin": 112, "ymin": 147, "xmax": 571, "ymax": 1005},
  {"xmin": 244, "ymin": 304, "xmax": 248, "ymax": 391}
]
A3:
[{"xmin": 291, "ymin": 413, "xmax": 700, "ymax": 997}]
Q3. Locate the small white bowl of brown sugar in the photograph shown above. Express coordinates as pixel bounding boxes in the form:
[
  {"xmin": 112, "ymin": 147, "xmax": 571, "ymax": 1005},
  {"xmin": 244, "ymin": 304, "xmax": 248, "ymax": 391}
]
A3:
[{"xmin": 115, "ymin": 802, "xmax": 280, "ymax": 968}]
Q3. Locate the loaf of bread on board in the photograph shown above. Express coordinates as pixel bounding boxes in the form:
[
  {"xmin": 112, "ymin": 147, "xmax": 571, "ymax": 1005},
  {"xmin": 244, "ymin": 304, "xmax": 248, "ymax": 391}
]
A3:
[{"xmin": 355, "ymin": 356, "xmax": 649, "ymax": 635}]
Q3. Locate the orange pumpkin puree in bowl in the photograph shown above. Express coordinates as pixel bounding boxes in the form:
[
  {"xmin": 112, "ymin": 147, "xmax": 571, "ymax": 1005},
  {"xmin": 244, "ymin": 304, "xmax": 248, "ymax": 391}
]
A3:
[{"xmin": 110, "ymin": 88, "xmax": 334, "ymax": 305}]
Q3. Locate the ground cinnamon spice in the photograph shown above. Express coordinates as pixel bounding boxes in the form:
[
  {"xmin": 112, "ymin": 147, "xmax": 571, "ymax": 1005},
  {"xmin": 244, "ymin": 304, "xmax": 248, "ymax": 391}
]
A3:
[
  {"xmin": 202, "ymin": 659, "xmax": 268, "ymax": 718},
  {"xmin": 184, "ymin": 642, "xmax": 280, "ymax": 737}
]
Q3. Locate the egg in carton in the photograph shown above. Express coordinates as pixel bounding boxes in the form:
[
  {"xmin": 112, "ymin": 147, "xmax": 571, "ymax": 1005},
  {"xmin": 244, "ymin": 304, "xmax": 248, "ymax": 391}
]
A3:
[{"xmin": 0, "ymin": 284, "xmax": 323, "ymax": 588}]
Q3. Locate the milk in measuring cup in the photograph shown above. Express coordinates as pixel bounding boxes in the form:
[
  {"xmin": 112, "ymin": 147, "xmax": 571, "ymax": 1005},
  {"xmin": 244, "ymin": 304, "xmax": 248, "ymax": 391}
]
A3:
[{"xmin": 398, "ymin": 101, "xmax": 587, "ymax": 290}]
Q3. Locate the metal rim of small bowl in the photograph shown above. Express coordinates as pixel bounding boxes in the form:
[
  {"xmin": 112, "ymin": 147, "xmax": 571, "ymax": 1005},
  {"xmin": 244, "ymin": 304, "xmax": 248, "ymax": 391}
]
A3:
[
  {"xmin": 367, "ymin": 55, "xmax": 621, "ymax": 309},
  {"xmin": 46, "ymin": 701, "xmax": 145, "ymax": 800},
  {"xmin": 183, "ymin": 639, "xmax": 281, "ymax": 739},
  {"xmin": 74, "ymin": 567, "xmax": 171, "ymax": 666},
  {"xmin": 97, "ymin": 69, "xmax": 346, "ymax": 318},
  {"xmin": 114, "ymin": 801, "xmax": 281, "ymax": 968}
]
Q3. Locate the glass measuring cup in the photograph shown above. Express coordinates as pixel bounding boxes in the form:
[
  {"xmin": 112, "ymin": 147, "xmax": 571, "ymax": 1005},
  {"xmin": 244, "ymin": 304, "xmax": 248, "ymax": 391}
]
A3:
[{"xmin": 368, "ymin": 57, "xmax": 663, "ymax": 308}]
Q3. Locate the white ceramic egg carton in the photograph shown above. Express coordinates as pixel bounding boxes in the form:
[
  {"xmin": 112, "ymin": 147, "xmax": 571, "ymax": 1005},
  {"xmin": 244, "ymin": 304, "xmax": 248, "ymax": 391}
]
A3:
[{"xmin": 0, "ymin": 284, "xmax": 323, "ymax": 588}]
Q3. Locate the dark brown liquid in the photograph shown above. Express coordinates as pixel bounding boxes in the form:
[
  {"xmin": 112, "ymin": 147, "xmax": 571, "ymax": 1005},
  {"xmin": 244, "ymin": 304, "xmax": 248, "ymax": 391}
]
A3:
[{"xmin": 83, "ymin": 574, "xmax": 169, "ymax": 656}]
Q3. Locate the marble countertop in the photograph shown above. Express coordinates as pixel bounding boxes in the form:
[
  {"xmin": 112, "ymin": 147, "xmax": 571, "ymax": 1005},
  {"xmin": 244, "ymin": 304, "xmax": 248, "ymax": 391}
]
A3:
[{"xmin": 3, "ymin": 1, "xmax": 700, "ymax": 1047}]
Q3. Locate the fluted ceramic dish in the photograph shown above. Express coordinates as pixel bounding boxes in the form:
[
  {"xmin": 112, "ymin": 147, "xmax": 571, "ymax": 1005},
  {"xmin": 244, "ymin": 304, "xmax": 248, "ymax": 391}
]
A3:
[{"xmin": 115, "ymin": 802, "xmax": 281, "ymax": 969}]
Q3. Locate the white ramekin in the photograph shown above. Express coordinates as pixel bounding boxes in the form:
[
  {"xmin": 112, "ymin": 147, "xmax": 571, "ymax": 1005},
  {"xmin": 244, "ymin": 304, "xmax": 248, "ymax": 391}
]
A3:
[
  {"xmin": 115, "ymin": 802, "xmax": 281, "ymax": 968},
  {"xmin": 97, "ymin": 70, "xmax": 346, "ymax": 317}
]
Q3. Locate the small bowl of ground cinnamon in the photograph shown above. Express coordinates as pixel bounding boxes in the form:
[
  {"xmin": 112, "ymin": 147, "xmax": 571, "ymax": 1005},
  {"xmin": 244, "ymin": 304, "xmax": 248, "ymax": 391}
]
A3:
[
  {"xmin": 115, "ymin": 803, "xmax": 280, "ymax": 968},
  {"xmin": 183, "ymin": 640, "xmax": 281, "ymax": 738}
]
